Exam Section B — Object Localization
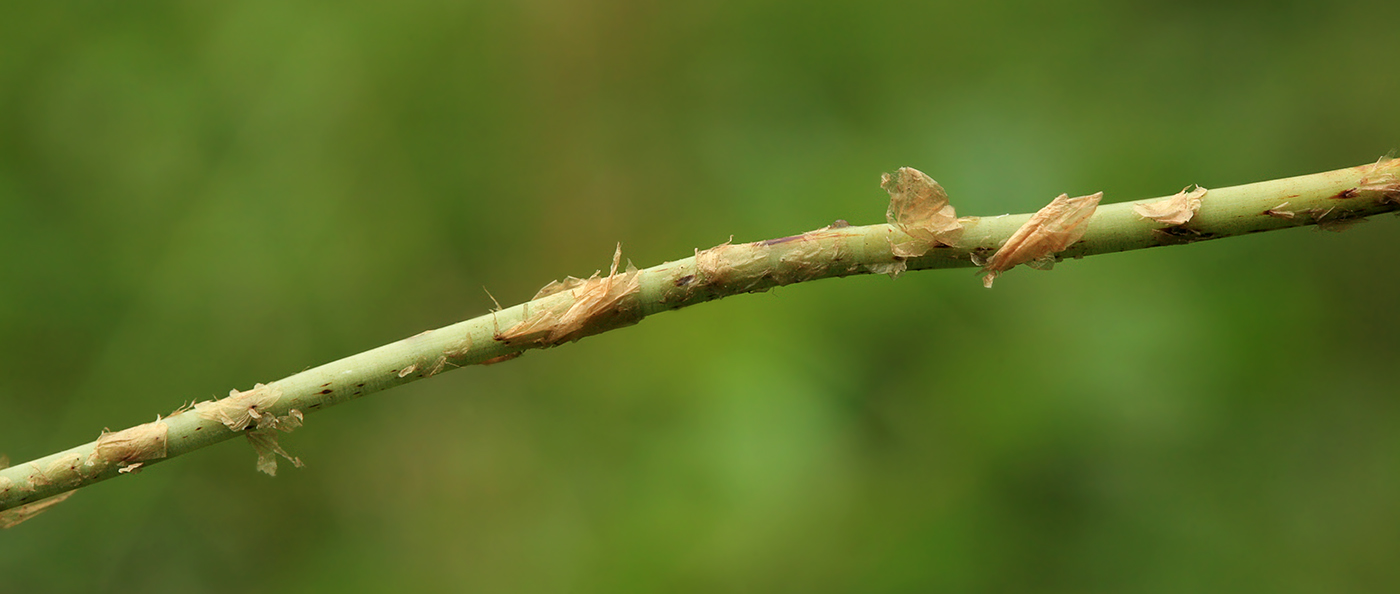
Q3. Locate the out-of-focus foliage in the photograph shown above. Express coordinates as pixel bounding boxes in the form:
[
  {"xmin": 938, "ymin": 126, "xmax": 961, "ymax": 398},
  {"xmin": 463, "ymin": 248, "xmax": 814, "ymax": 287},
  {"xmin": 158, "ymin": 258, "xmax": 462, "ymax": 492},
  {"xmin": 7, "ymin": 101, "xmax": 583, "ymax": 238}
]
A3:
[{"xmin": 2, "ymin": 1, "xmax": 1399, "ymax": 592}]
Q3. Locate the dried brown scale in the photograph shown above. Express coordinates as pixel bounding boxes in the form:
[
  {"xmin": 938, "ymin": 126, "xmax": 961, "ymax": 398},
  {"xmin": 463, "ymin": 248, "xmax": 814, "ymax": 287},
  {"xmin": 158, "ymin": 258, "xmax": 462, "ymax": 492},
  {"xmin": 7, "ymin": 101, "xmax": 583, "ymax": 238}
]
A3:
[
  {"xmin": 691, "ymin": 227, "xmax": 865, "ymax": 292},
  {"xmin": 196, "ymin": 383, "xmax": 283, "ymax": 432},
  {"xmin": 497, "ymin": 244, "xmax": 643, "ymax": 348},
  {"xmin": 695, "ymin": 242, "xmax": 770, "ymax": 293},
  {"xmin": 44, "ymin": 453, "xmax": 84, "ymax": 486},
  {"xmin": 772, "ymin": 232, "xmax": 853, "ymax": 285},
  {"xmin": 88, "ymin": 420, "xmax": 168, "ymax": 469},
  {"xmin": 775, "ymin": 240, "xmax": 824, "ymax": 285},
  {"xmin": 980, "ymin": 192, "xmax": 1102, "ymax": 288},
  {"xmin": 864, "ymin": 260, "xmax": 907, "ymax": 278},
  {"xmin": 1134, "ymin": 186, "xmax": 1207, "ymax": 226}
]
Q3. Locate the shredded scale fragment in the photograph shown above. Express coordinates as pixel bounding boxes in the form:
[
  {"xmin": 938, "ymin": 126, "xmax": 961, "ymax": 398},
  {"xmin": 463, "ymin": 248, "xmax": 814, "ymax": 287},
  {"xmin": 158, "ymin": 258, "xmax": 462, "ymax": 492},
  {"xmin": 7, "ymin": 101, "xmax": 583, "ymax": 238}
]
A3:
[
  {"xmin": 532, "ymin": 276, "xmax": 589, "ymax": 300},
  {"xmin": 1264, "ymin": 202, "xmax": 1295, "ymax": 219},
  {"xmin": 1313, "ymin": 208, "xmax": 1367, "ymax": 232},
  {"xmin": 426, "ymin": 355, "xmax": 449, "ymax": 377},
  {"xmin": 1358, "ymin": 157, "xmax": 1400, "ymax": 203},
  {"xmin": 0, "ymin": 492, "xmax": 75, "ymax": 529}
]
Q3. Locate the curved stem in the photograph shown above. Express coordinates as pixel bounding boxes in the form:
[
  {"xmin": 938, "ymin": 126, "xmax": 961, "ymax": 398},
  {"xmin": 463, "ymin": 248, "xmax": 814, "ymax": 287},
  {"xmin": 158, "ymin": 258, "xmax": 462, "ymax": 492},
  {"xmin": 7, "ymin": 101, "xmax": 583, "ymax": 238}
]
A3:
[{"xmin": 3, "ymin": 159, "xmax": 1396, "ymax": 517}]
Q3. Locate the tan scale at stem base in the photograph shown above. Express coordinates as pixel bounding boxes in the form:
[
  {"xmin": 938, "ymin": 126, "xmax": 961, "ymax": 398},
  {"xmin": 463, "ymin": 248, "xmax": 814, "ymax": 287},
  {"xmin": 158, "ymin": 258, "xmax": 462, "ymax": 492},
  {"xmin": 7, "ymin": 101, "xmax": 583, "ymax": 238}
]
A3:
[{"xmin": 2, "ymin": 158, "xmax": 1398, "ymax": 523}]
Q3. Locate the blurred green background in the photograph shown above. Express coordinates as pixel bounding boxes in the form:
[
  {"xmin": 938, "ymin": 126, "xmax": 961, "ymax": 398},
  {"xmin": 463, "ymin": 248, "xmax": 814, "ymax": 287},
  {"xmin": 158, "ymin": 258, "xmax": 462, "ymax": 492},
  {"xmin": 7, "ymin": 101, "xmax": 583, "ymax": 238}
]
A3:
[{"xmin": 3, "ymin": 1, "xmax": 1399, "ymax": 592}]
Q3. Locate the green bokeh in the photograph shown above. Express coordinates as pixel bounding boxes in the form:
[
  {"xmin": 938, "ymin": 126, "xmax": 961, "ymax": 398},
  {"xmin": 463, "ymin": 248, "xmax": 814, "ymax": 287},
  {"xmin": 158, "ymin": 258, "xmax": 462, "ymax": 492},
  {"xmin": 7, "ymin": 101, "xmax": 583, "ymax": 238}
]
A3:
[{"xmin": 3, "ymin": 1, "xmax": 1399, "ymax": 592}]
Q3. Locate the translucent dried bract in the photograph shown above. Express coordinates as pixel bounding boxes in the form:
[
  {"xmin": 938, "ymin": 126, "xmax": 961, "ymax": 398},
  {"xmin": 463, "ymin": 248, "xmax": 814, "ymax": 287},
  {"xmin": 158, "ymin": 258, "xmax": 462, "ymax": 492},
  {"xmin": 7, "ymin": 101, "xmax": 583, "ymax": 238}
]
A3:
[
  {"xmin": 1133, "ymin": 185, "xmax": 1206, "ymax": 226},
  {"xmin": 498, "ymin": 244, "xmax": 642, "ymax": 347},
  {"xmin": 247, "ymin": 432, "xmax": 303, "ymax": 476},
  {"xmin": 0, "ymin": 491, "xmax": 75, "ymax": 529},
  {"xmin": 981, "ymin": 192, "xmax": 1102, "ymax": 288},
  {"xmin": 246, "ymin": 409, "xmax": 304, "ymax": 476},
  {"xmin": 881, "ymin": 167, "xmax": 963, "ymax": 257},
  {"xmin": 194, "ymin": 384, "xmax": 307, "ymax": 475}
]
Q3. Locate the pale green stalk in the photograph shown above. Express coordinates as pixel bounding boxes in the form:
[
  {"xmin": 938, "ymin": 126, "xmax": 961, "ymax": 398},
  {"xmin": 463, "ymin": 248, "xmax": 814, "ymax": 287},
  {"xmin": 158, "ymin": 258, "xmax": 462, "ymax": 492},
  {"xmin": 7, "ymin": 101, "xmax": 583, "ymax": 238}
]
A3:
[{"xmin": 3, "ymin": 160, "xmax": 1397, "ymax": 516}]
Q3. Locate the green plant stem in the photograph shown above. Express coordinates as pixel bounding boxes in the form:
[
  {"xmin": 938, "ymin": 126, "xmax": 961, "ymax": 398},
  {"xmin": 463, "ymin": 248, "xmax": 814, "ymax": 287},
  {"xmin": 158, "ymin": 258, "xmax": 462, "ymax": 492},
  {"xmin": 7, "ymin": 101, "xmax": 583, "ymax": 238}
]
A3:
[{"xmin": 3, "ymin": 159, "xmax": 1396, "ymax": 514}]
